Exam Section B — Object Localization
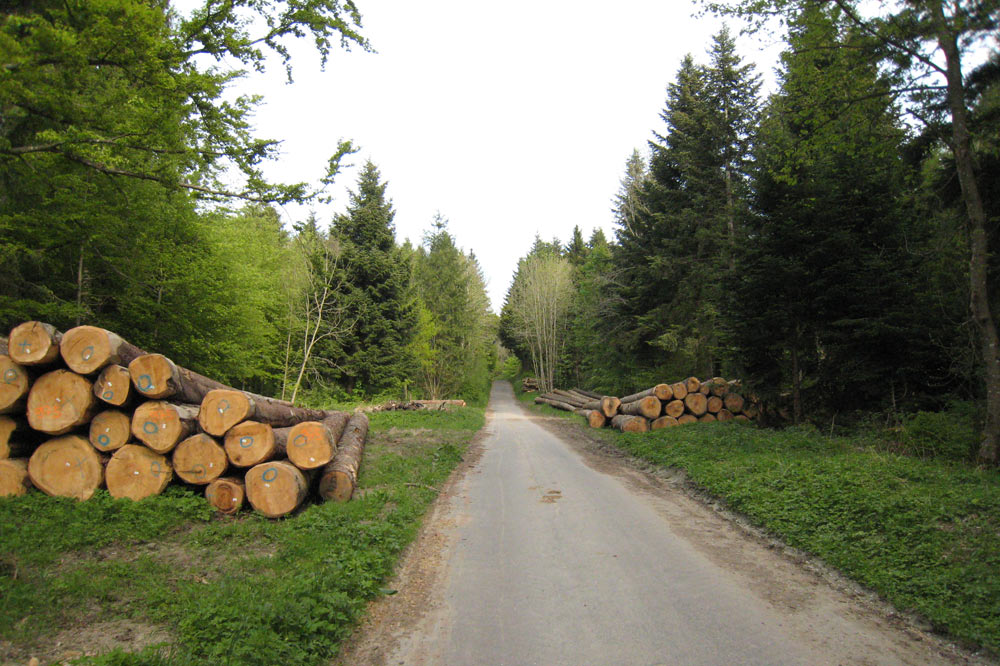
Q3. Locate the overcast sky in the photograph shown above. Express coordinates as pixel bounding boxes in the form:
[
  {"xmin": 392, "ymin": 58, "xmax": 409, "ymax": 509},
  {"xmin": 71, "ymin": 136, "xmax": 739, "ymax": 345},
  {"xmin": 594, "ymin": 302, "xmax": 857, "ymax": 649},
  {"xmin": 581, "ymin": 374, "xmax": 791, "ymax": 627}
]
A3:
[{"xmin": 191, "ymin": 0, "xmax": 783, "ymax": 311}]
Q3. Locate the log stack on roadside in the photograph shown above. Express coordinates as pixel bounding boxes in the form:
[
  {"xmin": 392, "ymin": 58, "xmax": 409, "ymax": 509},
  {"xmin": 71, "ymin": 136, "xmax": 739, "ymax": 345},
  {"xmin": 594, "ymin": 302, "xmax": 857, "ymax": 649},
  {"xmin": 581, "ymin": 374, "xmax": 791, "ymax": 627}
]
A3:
[
  {"xmin": 535, "ymin": 376, "xmax": 757, "ymax": 432},
  {"xmin": 0, "ymin": 321, "xmax": 371, "ymax": 517}
]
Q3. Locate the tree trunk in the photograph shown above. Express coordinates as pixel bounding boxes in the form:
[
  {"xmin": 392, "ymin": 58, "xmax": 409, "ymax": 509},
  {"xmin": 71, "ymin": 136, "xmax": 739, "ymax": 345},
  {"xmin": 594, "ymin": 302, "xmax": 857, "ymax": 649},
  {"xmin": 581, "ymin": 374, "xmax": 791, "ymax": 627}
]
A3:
[
  {"xmin": 651, "ymin": 415, "xmax": 679, "ymax": 429},
  {"xmin": 8, "ymin": 322, "xmax": 62, "ymax": 366},
  {"xmin": 535, "ymin": 396, "xmax": 581, "ymax": 412},
  {"xmin": 89, "ymin": 409, "xmax": 132, "ymax": 453},
  {"xmin": 246, "ymin": 460, "xmax": 311, "ymax": 517},
  {"xmin": 205, "ymin": 476, "xmax": 245, "ymax": 514},
  {"xmin": 224, "ymin": 421, "xmax": 290, "ymax": 467},
  {"xmin": 106, "ymin": 444, "xmax": 173, "ymax": 501},
  {"xmin": 93, "ymin": 364, "xmax": 135, "ymax": 407},
  {"xmin": 0, "ymin": 354, "xmax": 30, "ymax": 415},
  {"xmin": 664, "ymin": 399, "xmax": 686, "ymax": 419},
  {"xmin": 0, "ymin": 458, "xmax": 31, "ymax": 497},
  {"xmin": 572, "ymin": 388, "xmax": 603, "ymax": 400},
  {"xmin": 622, "ymin": 384, "xmax": 673, "ymax": 403},
  {"xmin": 931, "ymin": 3, "xmax": 1000, "ymax": 464},
  {"xmin": 26, "ymin": 370, "xmax": 97, "ymax": 435},
  {"xmin": 131, "ymin": 401, "xmax": 199, "ymax": 454},
  {"xmin": 620, "ymin": 396, "xmax": 661, "ymax": 419},
  {"xmin": 199, "ymin": 389, "xmax": 327, "ymax": 436},
  {"xmin": 611, "ymin": 414, "xmax": 649, "ymax": 432},
  {"xmin": 173, "ymin": 433, "xmax": 228, "ymax": 485},
  {"xmin": 574, "ymin": 408, "xmax": 606, "ymax": 428},
  {"xmin": 551, "ymin": 389, "xmax": 588, "ymax": 406},
  {"xmin": 318, "ymin": 412, "xmax": 369, "ymax": 502},
  {"xmin": 129, "ymin": 353, "xmax": 229, "ymax": 404},
  {"xmin": 286, "ymin": 414, "xmax": 349, "ymax": 470},
  {"xmin": 28, "ymin": 434, "xmax": 105, "ymax": 500},
  {"xmin": 60, "ymin": 326, "xmax": 145, "ymax": 375}
]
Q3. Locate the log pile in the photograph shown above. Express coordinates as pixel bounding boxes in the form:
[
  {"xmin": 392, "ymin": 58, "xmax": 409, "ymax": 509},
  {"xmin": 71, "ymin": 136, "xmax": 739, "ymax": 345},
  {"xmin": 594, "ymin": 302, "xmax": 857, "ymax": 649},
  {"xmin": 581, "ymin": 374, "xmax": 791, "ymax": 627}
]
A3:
[
  {"xmin": 534, "ymin": 377, "xmax": 758, "ymax": 433},
  {"xmin": 0, "ymin": 321, "xmax": 371, "ymax": 516},
  {"xmin": 521, "ymin": 377, "xmax": 541, "ymax": 393}
]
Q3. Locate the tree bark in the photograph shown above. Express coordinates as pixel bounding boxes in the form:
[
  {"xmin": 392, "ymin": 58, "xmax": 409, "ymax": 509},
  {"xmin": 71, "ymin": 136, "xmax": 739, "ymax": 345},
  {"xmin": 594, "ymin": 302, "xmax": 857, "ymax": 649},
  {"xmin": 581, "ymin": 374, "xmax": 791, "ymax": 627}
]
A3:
[
  {"xmin": 93, "ymin": 364, "xmax": 135, "ymax": 407},
  {"xmin": 246, "ymin": 460, "xmax": 311, "ymax": 517},
  {"xmin": 0, "ymin": 354, "xmax": 30, "ymax": 415},
  {"xmin": 129, "ymin": 353, "xmax": 230, "ymax": 403},
  {"xmin": 199, "ymin": 389, "xmax": 327, "ymax": 436},
  {"xmin": 131, "ymin": 401, "xmax": 200, "ymax": 454},
  {"xmin": 930, "ymin": 2, "xmax": 1000, "ymax": 464},
  {"xmin": 611, "ymin": 414, "xmax": 649, "ymax": 432},
  {"xmin": 89, "ymin": 409, "xmax": 132, "ymax": 453},
  {"xmin": 0, "ymin": 458, "xmax": 31, "ymax": 497},
  {"xmin": 620, "ymin": 396, "xmax": 661, "ymax": 419},
  {"xmin": 224, "ymin": 421, "xmax": 290, "ymax": 467},
  {"xmin": 173, "ymin": 433, "xmax": 228, "ymax": 485},
  {"xmin": 318, "ymin": 412, "xmax": 369, "ymax": 502},
  {"xmin": 206, "ymin": 476, "xmax": 245, "ymax": 515},
  {"xmin": 60, "ymin": 326, "xmax": 146, "ymax": 375},
  {"xmin": 26, "ymin": 370, "xmax": 97, "ymax": 435},
  {"xmin": 535, "ymin": 396, "xmax": 580, "ymax": 412},
  {"xmin": 106, "ymin": 444, "xmax": 173, "ymax": 500},
  {"xmin": 8, "ymin": 322, "xmax": 62, "ymax": 366},
  {"xmin": 28, "ymin": 434, "xmax": 105, "ymax": 500}
]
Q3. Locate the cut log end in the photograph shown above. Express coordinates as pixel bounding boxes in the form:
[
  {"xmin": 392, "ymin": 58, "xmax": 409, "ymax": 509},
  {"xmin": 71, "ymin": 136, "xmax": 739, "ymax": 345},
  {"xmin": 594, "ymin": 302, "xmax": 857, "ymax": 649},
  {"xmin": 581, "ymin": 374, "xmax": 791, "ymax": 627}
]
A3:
[
  {"xmin": 131, "ymin": 401, "xmax": 199, "ymax": 454},
  {"xmin": 205, "ymin": 477, "xmax": 245, "ymax": 514},
  {"xmin": 0, "ymin": 458, "xmax": 32, "ymax": 497},
  {"xmin": 287, "ymin": 421, "xmax": 337, "ymax": 470},
  {"xmin": 224, "ymin": 421, "xmax": 279, "ymax": 468},
  {"xmin": 684, "ymin": 392, "xmax": 709, "ymax": 417},
  {"xmin": 28, "ymin": 435, "xmax": 104, "ymax": 500},
  {"xmin": 199, "ymin": 389, "xmax": 253, "ymax": 436},
  {"xmin": 611, "ymin": 414, "xmax": 649, "ymax": 433},
  {"xmin": 0, "ymin": 355, "xmax": 30, "ymax": 415},
  {"xmin": 670, "ymin": 382, "xmax": 688, "ymax": 401},
  {"xmin": 246, "ymin": 461, "xmax": 309, "ymax": 518},
  {"xmin": 677, "ymin": 414, "xmax": 698, "ymax": 425},
  {"xmin": 60, "ymin": 326, "xmax": 122, "ymax": 375},
  {"xmin": 128, "ymin": 354, "xmax": 179, "ymax": 400},
  {"xmin": 173, "ymin": 433, "xmax": 228, "ymax": 485},
  {"xmin": 651, "ymin": 416, "xmax": 679, "ymax": 429},
  {"xmin": 9, "ymin": 322, "xmax": 62, "ymax": 366},
  {"xmin": 106, "ymin": 444, "xmax": 172, "ymax": 500},
  {"xmin": 26, "ymin": 370, "xmax": 96, "ymax": 435},
  {"xmin": 89, "ymin": 409, "xmax": 132, "ymax": 453},
  {"xmin": 94, "ymin": 364, "xmax": 133, "ymax": 406}
]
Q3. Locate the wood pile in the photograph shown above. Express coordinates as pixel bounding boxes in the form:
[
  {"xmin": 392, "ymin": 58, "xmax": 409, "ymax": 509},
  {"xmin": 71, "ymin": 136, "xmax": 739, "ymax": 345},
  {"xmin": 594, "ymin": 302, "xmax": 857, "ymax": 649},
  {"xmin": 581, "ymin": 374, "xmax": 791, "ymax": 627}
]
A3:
[
  {"xmin": 521, "ymin": 377, "xmax": 541, "ymax": 393},
  {"xmin": 0, "ymin": 321, "xmax": 370, "ymax": 516},
  {"xmin": 534, "ymin": 377, "xmax": 758, "ymax": 433},
  {"xmin": 361, "ymin": 399, "xmax": 466, "ymax": 413}
]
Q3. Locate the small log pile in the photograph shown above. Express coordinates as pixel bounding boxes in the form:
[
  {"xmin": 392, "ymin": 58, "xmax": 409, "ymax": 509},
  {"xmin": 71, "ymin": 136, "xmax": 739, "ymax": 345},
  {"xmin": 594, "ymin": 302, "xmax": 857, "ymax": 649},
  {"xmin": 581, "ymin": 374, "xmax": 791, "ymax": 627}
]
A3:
[
  {"xmin": 361, "ymin": 399, "xmax": 467, "ymax": 413},
  {"xmin": 534, "ymin": 377, "xmax": 758, "ymax": 433},
  {"xmin": 521, "ymin": 377, "xmax": 541, "ymax": 393},
  {"xmin": 0, "ymin": 321, "xmax": 371, "ymax": 517}
]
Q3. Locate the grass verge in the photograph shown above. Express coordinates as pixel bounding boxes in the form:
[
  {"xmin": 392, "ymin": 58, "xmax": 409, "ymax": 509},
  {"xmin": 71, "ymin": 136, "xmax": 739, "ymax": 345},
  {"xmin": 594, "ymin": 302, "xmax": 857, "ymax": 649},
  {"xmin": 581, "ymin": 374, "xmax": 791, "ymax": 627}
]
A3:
[
  {"xmin": 0, "ymin": 407, "xmax": 484, "ymax": 666},
  {"xmin": 520, "ymin": 389, "xmax": 1000, "ymax": 655}
]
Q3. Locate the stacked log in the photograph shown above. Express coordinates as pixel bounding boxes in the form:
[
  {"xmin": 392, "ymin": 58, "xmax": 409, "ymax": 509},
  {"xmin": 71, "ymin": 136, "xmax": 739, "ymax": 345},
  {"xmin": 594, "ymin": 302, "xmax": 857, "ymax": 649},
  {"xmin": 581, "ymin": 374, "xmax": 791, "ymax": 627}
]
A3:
[
  {"xmin": 0, "ymin": 321, "xmax": 372, "ymax": 518},
  {"xmin": 537, "ymin": 376, "xmax": 757, "ymax": 432},
  {"xmin": 522, "ymin": 377, "xmax": 541, "ymax": 393}
]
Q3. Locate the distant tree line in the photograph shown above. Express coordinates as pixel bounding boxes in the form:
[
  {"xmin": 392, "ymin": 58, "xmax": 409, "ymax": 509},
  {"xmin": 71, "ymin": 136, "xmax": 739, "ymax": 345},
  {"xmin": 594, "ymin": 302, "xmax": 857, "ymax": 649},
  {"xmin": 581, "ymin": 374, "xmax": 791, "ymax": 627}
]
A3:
[{"xmin": 501, "ymin": 7, "xmax": 999, "ymax": 462}]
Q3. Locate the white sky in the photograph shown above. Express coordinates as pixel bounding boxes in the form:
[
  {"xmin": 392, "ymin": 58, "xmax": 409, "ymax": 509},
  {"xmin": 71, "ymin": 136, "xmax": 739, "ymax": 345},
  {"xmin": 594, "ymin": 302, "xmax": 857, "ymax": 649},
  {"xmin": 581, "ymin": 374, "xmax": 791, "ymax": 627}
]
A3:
[{"xmin": 187, "ymin": 0, "xmax": 783, "ymax": 311}]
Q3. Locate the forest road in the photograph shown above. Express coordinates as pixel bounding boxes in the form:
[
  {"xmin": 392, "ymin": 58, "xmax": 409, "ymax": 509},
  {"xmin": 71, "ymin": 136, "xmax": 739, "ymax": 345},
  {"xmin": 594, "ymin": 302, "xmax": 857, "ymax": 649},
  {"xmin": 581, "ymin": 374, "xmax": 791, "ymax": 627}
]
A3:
[{"xmin": 338, "ymin": 381, "xmax": 974, "ymax": 666}]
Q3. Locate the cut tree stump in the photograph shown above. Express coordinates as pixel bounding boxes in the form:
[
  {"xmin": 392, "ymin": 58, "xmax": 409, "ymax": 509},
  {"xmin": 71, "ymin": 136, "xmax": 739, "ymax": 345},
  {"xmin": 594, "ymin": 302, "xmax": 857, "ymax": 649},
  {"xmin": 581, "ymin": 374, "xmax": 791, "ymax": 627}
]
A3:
[
  {"xmin": 0, "ymin": 355, "xmax": 30, "ymax": 415},
  {"xmin": 611, "ymin": 415, "xmax": 649, "ymax": 433},
  {"xmin": 724, "ymin": 393, "xmax": 745, "ymax": 414},
  {"xmin": 8, "ymin": 322, "xmax": 62, "ymax": 366},
  {"xmin": 106, "ymin": 444, "xmax": 172, "ymax": 500},
  {"xmin": 89, "ymin": 409, "xmax": 132, "ymax": 453},
  {"xmin": 620, "ymin": 396, "xmax": 661, "ymax": 419},
  {"xmin": 287, "ymin": 412, "xmax": 350, "ymax": 470},
  {"xmin": 664, "ymin": 399, "xmax": 686, "ymax": 419},
  {"xmin": 60, "ymin": 326, "xmax": 145, "ymax": 375},
  {"xmin": 172, "ymin": 433, "xmax": 228, "ymax": 485},
  {"xmin": 622, "ymin": 384, "xmax": 673, "ymax": 403},
  {"xmin": 224, "ymin": 421, "xmax": 289, "ymax": 467},
  {"xmin": 318, "ymin": 412, "xmax": 369, "ymax": 502},
  {"xmin": 129, "ymin": 353, "xmax": 229, "ymax": 403},
  {"xmin": 26, "ymin": 370, "xmax": 97, "ymax": 435},
  {"xmin": 28, "ymin": 435, "xmax": 104, "ymax": 500},
  {"xmin": 651, "ymin": 415, "xmax": 679, "ymax": 429},
  {"xmin": 199, "ymin": 389, "xmax": 326, "ymax": 436},
  {"xmin": 93, "ymin": 365, "xmax": 135, "ymax": 407},
  {"xmin": 575, "ymin": 408, "xmax": 606, "ymax": 428},
  {"xmin": 205, "ymin": 476, "xmax": 245, "ymax": 514},
  {"xmin": 0, "ymin": 458, "xmax": 31, "ymax": 497},
  {"xmin": 131, "ymin": 401, "xmax": 199, "ymax": 453},
  {"xmin": 246, "ymin": 460, "xmax": 310, "ymax": 517},
  {"xmin": 684, "ymin": 392, "xmax": 709, "ymax": 417}
]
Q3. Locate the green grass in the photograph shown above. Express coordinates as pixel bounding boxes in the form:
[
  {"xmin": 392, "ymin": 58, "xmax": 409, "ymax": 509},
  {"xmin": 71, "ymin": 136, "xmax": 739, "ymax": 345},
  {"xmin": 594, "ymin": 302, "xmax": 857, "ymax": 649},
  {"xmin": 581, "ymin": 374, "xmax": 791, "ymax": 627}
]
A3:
[{"xmin": 0, "ymin": 407, "xmax": 484, "ymax": 666}]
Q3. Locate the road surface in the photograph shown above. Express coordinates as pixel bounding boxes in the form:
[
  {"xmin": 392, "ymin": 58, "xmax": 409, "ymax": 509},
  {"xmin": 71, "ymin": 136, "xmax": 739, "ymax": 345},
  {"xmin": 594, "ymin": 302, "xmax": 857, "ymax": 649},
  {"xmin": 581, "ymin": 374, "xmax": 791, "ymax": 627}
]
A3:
[{"xmin": 341, "ymin": 381, "xmax": 974, "ymax": 665}]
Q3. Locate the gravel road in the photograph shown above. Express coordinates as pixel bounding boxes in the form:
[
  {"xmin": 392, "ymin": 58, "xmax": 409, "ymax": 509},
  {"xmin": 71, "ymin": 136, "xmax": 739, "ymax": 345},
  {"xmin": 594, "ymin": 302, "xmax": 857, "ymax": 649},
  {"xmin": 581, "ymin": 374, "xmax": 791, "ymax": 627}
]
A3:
[{"xmin": 339, "ymin": 381, "xmax": 979, "ymax": 665}]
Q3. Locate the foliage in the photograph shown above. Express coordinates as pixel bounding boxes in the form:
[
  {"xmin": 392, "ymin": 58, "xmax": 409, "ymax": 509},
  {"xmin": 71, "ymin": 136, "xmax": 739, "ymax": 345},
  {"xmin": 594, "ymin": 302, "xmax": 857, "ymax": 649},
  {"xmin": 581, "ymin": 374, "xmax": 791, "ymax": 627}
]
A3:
[{"xmin": 901, "ymin": 401, "xmax": 982, "ymax": 461}]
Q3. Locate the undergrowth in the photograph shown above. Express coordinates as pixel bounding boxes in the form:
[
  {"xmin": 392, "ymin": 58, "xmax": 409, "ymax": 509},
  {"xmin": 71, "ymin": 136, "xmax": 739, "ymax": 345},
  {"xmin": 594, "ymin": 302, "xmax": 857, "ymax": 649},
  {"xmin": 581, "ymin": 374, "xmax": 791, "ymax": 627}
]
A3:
[{"xmin": 0, "ymin": 407, "xmax": 484, "ymax": 666}]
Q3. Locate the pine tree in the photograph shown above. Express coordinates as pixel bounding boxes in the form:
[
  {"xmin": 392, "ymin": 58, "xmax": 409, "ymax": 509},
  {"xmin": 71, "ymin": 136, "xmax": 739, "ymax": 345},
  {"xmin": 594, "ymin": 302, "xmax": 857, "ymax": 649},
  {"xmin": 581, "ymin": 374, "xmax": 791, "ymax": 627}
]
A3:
[{"xmin": 328, "ymin": 161, "xmax": 416, "ymax": 396}]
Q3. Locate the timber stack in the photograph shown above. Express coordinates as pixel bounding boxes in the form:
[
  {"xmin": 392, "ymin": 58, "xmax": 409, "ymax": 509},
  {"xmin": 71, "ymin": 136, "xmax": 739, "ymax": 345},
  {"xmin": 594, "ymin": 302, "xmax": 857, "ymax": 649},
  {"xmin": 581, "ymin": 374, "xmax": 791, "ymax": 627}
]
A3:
[
  {"xmin": 534, "ymin": 377, "xmax": 758, "ymax": 432},
  {"xmin": 0, "ymin": 321, "xmax": 370, "ymax": 516}
]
